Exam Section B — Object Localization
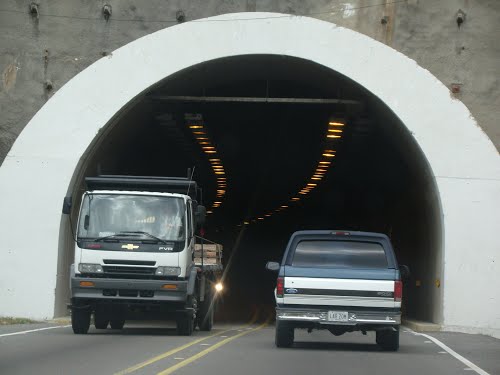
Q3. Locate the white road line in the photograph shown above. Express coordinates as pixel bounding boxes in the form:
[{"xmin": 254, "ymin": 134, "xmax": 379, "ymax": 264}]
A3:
[
  {"xmin": 406, "ymin": 329, "xmax": 491, "ymax": 375},
  {"xmin": 0, "ymin": 325, "xmax": 70, "ymax": 338}
]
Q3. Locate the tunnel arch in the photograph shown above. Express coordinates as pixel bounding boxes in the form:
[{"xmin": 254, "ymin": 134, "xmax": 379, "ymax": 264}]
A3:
[{"xmin": 0, "ymin": 13, "xmax": 498, "ymax": 336}]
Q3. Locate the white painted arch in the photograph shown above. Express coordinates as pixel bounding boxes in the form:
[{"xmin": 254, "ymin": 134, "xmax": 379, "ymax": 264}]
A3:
[{"xmin": 0, "ymin": 13, "xmax": 499, "ymax": 336}]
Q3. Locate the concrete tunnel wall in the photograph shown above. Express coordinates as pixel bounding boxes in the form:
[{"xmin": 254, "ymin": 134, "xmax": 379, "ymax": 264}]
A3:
[{"xmin": 0, "ymin": 13, "xmax": 499, "ymax": 337}]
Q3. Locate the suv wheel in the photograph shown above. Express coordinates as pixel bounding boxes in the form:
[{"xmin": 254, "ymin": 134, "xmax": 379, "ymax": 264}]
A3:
[
  {"xmin": 376, "ymin": 327, "xmax": 400, "ymax": 351},
  {"xmin": 275, "ymin": 321, "xmax": 294, "ymax": 348}
]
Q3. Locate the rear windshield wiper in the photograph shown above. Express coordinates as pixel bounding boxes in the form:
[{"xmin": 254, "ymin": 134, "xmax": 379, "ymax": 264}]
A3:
[{"xmin": 118, "ymin": 231, "xmax": 168, "ymax": 245}]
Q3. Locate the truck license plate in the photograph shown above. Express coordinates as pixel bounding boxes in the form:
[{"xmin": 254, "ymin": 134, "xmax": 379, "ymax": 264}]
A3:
[{"xmin": 328, "ymin": 311, "xmax": 348, "ymax": 322}]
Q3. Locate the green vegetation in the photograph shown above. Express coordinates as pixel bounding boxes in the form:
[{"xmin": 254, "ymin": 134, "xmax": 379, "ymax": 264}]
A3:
[{"xmin": 0, "ymin": 317, "xmax": 38, "ymax": 325}]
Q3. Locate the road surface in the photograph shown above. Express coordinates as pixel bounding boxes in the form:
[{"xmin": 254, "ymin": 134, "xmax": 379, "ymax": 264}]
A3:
[{"xmin": 1, "ymin": 321, "xmax": 498, "ymax": 375}]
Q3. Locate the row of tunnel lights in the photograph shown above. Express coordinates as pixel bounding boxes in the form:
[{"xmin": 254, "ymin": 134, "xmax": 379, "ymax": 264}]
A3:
[
  {"xmin": 240, "ymin": 120, "xmax": 345, "ymax": 226},
  {"xmin": 187, "ymin": 123, "xmax": 227, "ymax": 215}
]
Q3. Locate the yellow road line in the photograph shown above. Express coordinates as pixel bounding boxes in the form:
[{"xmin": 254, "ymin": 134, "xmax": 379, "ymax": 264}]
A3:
[
  {"xmin": 115, "ymin": 321, "xmax": 255, "ymax": 375},
  {"xmin": 157, "ymin": 321, "xmax": 269, "ymax": 375}
]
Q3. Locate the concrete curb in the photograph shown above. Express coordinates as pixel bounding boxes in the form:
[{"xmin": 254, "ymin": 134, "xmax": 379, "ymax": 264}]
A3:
[{"xmin": 403, "ymin": 319, "xmax": 441, "ymax": 332}]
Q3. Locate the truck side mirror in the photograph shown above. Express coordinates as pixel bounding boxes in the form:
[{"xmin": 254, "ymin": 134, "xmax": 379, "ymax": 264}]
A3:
[
  {"xmin": 265, "ymin": 262, "xmax": 280, "ymax": 272},
  {"xmin": 62, "ymin": 196, "xmax": 72, "ymax": 214},
  {"xmin": 195, "ymin": 205, "xmax": 206, "ymax": 229},
  {"xmin": 399, "ymin": 264, "xmax": 410, "ymax": 280}
]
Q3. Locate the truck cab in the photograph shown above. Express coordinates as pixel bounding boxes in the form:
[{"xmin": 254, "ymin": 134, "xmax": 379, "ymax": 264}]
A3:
[{"xmin": 64, "ymin": 175, "xmax": 222, "ymax": 335}]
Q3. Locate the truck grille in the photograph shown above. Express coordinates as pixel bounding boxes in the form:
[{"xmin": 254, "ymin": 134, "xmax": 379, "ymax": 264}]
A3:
[{"xmin": 102, "ymin": 266, "xmax": 156, "ymax": 278}]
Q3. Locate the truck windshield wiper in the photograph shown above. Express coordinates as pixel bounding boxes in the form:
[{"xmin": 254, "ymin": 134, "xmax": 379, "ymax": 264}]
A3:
[
  {"xmin": 93, "ymin": 233, "xmax": 135, "ymax": 242},
  {"xmin": 118, "ymin": 231, "xmax": 168, "ymax": 244}
]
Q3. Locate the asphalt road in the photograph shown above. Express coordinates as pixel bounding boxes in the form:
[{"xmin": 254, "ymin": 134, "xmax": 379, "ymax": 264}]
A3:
[{"xmin": 0, "ymin": 321, "xmax": 498, "ymax": 375}]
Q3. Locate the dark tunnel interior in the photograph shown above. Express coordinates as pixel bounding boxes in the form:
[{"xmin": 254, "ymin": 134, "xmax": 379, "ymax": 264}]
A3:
[{"xmin": 77, "ymin": 55, "xmax": 443, "ymax": 324}]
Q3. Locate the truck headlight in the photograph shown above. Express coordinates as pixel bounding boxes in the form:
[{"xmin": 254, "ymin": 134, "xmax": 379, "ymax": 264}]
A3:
[
  {"xmin": 155, "ymin": 266, "xmax": 181, "ymax": 276},
  {"xmin": 78, "ymin": 263, "xmax": 103, "ymax": 273}
]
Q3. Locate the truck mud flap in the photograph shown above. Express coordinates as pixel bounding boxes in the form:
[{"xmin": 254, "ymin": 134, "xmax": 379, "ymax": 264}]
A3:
[{"xmin": 187, "ymin": 267, "xmax": 199, "ymax": 296}]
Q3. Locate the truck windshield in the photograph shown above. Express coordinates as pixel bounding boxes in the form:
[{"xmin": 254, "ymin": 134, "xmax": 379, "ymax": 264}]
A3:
[
  {"xmin": 77, "ymin": 194, "xmax": 186, "ymax": 242},
  {"xmin": 292, "ymin": 240, "xmax": 388, "ymax": 269}
]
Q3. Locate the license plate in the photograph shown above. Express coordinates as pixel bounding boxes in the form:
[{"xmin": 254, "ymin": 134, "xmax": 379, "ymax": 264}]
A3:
[{"xmin": 328, "ymin": 311, "xmax": 348, "ymax": 322}]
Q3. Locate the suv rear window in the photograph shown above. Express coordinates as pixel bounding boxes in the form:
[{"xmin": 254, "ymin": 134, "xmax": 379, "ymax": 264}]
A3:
[{"xmin": 291, "ymin": 240, "xmax": 388, "ymax": 268}]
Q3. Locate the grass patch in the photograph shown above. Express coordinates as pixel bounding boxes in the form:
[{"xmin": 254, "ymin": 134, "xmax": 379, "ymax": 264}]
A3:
[{"xmin": 0, "ymin": 317, "xmax": 38, "ymax": 325}]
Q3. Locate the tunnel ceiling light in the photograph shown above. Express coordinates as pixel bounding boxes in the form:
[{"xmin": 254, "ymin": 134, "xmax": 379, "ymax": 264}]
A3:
[
  {"xmin": 243, "ymin": 118, "xmax": 346, "ymax": 228},
  {"xmin": 205, "ymin": 150, "xmax": 217, "ymax": 154},
  {"xmin": 189, "ymin": 125, "xmax": 204, "ymax": 129},
  {"xmin": 193, "ymin": 131, "xmax": 205, "ymax": 135},
  {"xmin": 258, "ymin": 217, "xmax": 264, "ymax": 220},
  {"xmin": 203, "ymin": 146, "xmax": 215, "ymax": 150}
]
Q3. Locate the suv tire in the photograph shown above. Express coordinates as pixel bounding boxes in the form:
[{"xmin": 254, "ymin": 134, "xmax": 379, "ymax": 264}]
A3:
[
  {"xmin": 275, "ymin": 321, "xmax": 294, "ymax": 348},
  {"xmin": 376, "ymin": 327, "xmax": 400, "ymax": 351}
]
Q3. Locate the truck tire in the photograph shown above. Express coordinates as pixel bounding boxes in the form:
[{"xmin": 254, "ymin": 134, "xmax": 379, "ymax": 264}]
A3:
[
  {"xmin": 197, "ymin": 289, "xmax": 214, "ymax": 331},
  {"xmin": 197, "ymin": 303, "xmax": 214, "ymax": 331},
  {"xmin": 110, "ymin": 319, "xmax": 125, "ymax": 330},
  {"xmin": 275, "ymin": 321, "xmax": 294, "ymax": 348},
  {"xmin": 72, "ymin": 308, "xmax": 91, "ymax": 334},
  {"xmin": 177, "ymin": 315, "xmax": 194, "ymax": 336},
  {"xmin": 177, "ymin": 296, "xmax": 197, "ymax": 336},
  {"xmin": 94, "ymin": 312, "xmax": 109, "ymax": 329},
  {"xmin": 376, "ymin": 327, "xmax": 400, "ymax": 351}
]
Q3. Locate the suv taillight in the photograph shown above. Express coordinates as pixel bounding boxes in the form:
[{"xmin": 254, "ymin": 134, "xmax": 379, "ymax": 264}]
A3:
[
  {"xmin": 394, "ymin": 280, "xmax": 403, "ymax": 302},
  {"xmin": 276, "ymin": 277, "xmax": 284, "ymax": 298}
]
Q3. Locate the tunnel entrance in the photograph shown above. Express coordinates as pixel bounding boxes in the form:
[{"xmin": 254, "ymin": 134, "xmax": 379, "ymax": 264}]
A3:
[{"xmin": 75, "ymin": 55, "xmax": 442, "ymax": 324}]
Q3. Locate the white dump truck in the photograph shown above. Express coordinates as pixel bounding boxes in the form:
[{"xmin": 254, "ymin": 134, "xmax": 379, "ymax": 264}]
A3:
[{"xmin": 62, "ymin": 175, "xmax": 223, "ymax": 335}]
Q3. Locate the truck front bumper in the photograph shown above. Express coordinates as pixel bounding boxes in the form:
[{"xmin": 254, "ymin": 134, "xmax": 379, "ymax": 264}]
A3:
[
  {"xmin": 276, "ymin": 307, "xmax": 401, "ymax": 325},
  {"xmin": 71, "ymin": 275, "xmax": 188, "ymax": 302}
]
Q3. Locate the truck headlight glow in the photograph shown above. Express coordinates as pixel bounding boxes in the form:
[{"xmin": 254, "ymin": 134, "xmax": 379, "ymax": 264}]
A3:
[
  {"xmin": 215, "ymin": 282, "xmax": 223, "ymax": 292},
  {"xmin": 78, "ymin": 263, "xmax": 103, "ymax": 273},
  {"xmin": 155, "ymin": 266, "xmax": 181, "ymax": 276}
]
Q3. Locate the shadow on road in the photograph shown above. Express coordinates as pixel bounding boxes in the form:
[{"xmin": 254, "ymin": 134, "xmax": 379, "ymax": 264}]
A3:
[{"xmin": 292, "ymin": 341, "xmax": 381, "ymax": 352}]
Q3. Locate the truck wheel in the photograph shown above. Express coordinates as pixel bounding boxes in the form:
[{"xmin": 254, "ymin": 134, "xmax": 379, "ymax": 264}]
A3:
[
  {"xmin": 177, "ymin": 315, "xmax": 194, "ymax": 336},
  {"xmin": 94, "ymin": 312, "xmax": 109, "ymax": 329},
  {"xmin": 110, "ymin": 319, "xmax": 125, "ymax": 330},
  {"xmin": 72, "ymin": 308, "xmax": 91, "ymax": 334},
  {"xmin": 275, "ymin": 321, "xmax": 294, "ymax": 348},
  {"xmin": 376, "ymin": 328, "xmax": 400, "ymax": 351},
  {"xmin": 198, "ymin": 303, "xmax": 214, "ymax": 331},
  {"xmin": 197, "ymin": 290, "xmax": 214, "ymax": 331}
]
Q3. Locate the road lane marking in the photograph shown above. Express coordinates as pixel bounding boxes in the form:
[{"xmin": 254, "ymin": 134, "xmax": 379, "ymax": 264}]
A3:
[
  {"xmin": 407, "ymin": 330, "xmax": 491, "ymax": 375},
  {"xmin": 157, "ymin": 322, "xmax": 268, "ymax": 375},
  {"xmin": 0, "ymin": 325, "xmax": 70, "ymax": 338},
  {"xmin": 115, "ymin": 324, "xmax": 254, "ymax": 375}
]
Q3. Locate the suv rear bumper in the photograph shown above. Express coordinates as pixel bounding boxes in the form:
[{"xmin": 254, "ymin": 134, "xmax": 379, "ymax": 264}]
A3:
[{"xmin": 276, "ymin": 307, "xmax": 401, "ymax": 325}]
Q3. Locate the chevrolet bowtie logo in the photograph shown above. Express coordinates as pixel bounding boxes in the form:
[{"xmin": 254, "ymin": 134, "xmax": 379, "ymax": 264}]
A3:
[{"xmin": 121, "ymin": 244, "xmax": 139, "ymax": 250}]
